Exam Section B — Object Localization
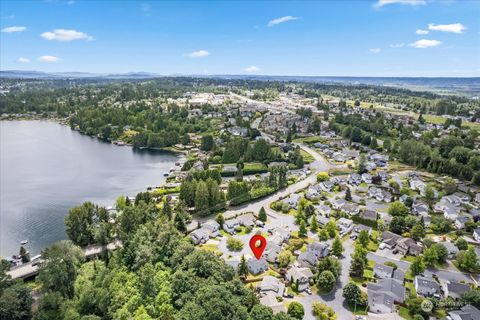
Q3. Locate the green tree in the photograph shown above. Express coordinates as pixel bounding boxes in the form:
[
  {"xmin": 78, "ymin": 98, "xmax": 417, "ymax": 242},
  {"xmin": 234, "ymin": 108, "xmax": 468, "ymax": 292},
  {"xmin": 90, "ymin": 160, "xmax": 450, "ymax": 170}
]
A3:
[
  {"xmin": 312, "ymin": 302, "xmax": 336, "ymax": 320},
  {"xmin": 357, "ymin": 230, "xmax": 369, "ymax": 247},
  {"xmin": 287, "ymin": 301, "xmax": 304, "ymax": 320},
  {"xmin": 200, "ymin": 134, "xmax": 214, "ymax": 151},
  {"xmin": 227, "ymin": 238, "xmax": 243, "ymax": 252},
  {"xmin": 215, "ymin": 213, "xmax": 225, "ymax": 227},
  {"xmin": 238, "ymin": 255, "xmax": 249, "ymax": 279},
  {"xmin": 317, "ymin": 270, "xmax": 336, "ymax": 293},
  {"xmin": 194, "ymin": 181, "xmax": 210, "ymax": 215},
  {"xmin": 455, "ymin": 238, "xmax": 468, "ymax": 251},
  {"xmin": 457, "ymin": 247, "xmax": 479, "ymax": 272},
  {"xmin": 278, "ymin": 250, "xmax": 293, "ymax": 268},
  {"xmin": 331, "ymin": 236, "xmax": 344, "ymax": 257},
  {"xmin": 318, "ymin": 228, "xmax": 329, "ymax": 241},
  {"xmin": 325, "ymin": 220, "xmax": 337, "ymax": 238},
  {"xmin": 19, "ymin": 246, "xmax": 30, "ymax": 263},
  {"xmin": 345, "ymin": 187, "xmax": 352, "ymax": 201},
  {"xmin": 299, "ymin": 220, "xmax": 307, "ymax": 238},
  {"xmin": 38, "ymin": 240, "xmax": 85, "ymax": 298},
  {"xmin": 342, "ymin": 282, "xmax": 366, "ymax": 306},
  {"xmin": 0, "ymin": 283, "xmax": 33, "ymax": 320},
  {"xmin": 388, "ymin": 201, "xmax": 409, "ymax": 217},
  {"xmin": 410, "ymin": 257, "xmax": 426, "ymax": 276},
  {"xmin": 248, "ymin": 304, "xmax": 273, "ymax": 320},
  {"xmin": 411, "ymin": 224, "xmax": 425, "ymax": 241},
  {"xmin": 258, "ymin": 207, "xmax": 267, "ymax": 222},
  {"xmin": 310, "ymin": 216, "xmax": 318, "ymax": 233},
  {"xmin": 316, "ymin": 257, "xmax": 341, "ymax": 279}
]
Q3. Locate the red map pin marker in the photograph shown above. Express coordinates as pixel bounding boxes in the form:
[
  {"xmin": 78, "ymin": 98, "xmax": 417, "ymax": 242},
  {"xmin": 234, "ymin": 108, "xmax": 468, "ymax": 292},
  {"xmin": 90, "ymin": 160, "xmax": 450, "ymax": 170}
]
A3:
[{"xmin": 249, "ymin": 234, "xmax": 267, "ymax": 260}]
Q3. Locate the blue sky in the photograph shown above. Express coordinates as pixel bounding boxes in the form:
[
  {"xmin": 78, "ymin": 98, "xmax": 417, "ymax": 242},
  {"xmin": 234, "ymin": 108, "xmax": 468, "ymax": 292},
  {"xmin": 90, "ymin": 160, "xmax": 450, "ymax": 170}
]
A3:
[{"xmin": 1, "ymin": 0, "xmax": 479, "ymax": 76}]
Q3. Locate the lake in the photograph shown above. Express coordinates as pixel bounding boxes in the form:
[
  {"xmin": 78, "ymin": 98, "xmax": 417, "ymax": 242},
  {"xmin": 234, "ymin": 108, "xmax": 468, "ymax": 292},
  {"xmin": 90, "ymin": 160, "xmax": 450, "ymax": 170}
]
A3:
[{"xmin": 0, "ymin": 120, "xmax": 178, "ymax": 257}]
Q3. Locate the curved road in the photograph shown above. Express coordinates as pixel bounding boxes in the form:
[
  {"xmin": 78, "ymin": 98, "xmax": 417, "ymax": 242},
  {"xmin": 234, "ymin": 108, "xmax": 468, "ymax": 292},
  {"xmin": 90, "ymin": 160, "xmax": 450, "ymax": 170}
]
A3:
[{"xmin": 223, "ymin": 143, "xmax": 333, "ymax": 219}]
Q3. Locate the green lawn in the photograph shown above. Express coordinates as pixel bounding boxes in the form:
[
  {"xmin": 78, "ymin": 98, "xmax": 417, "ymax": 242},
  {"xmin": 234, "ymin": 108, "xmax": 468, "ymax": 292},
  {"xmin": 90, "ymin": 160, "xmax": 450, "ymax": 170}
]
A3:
[
  {"xmin": 300, "ymin": 149, "xmax": 315, "ymax": 164},
  {"xmin": 399, "ymin": 306, "xmax": 414, "ymax": 320},
  {"xmin": 348, "ymin": 302, "xmax": 368, "ymax": 315}
]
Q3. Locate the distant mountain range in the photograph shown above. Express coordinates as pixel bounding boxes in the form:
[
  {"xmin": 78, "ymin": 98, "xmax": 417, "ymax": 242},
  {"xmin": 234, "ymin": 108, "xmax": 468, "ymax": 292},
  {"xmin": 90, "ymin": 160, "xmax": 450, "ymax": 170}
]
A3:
[{"xmin": 1, "ymin": 70, "xmax": 479, "ymax": 96}]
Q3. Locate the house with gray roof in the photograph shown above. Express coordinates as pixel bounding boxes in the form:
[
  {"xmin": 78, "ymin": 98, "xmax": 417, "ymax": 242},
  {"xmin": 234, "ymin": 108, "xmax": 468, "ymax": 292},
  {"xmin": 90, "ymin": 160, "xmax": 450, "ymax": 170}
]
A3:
[
  {"xmin": 223, "ymin": 219, "xmax": 239, "ymax": 235},
  {"xmin": 260, "ymin": 292, "xmax": 286, "ymax": 315},
  {"xmin": 415, "ymin": 276, "xmax": 441, "ymax": 297},
  {"xmin": 297, "ymin": 251, "xmax": 318, "ymax": 269},
  {"xmin": 361, "ymin": 209, "xmax": 378, "ymax": 221},
  {"xmin": 286, "ymin": 267, "xmax": 313, "ymax": 292},
  {"xmin": 448, "ymin": 305, "xmax": 480, "ymax": 320},
  {"xmin": 248, "ymin": 257, "xmax": 269, "ymax": 275},
  {"xmin": 443, "ymin": 281, "xmax": 470, "ymax": 300},
  {"xmin": 258, "ymin": 276, "xmax": 285, "ymax": 296},
  {"xmin": 374, "ymin": 263, "xmax": 394, "ymax": 279},
  {"xmin": 263, "ymin": 242, "xmax": 282, "ymax": 263},
  {"xmin": 367, "ymin": 278, "xmax": 405, "ymax": 314}
]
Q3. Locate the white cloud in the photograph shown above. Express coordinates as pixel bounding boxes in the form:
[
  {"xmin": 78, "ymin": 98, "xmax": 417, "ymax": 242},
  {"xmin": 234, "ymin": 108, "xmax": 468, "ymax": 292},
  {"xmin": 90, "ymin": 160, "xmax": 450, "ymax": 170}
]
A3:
[
  {"xmin": 244, "ymin": 66, "xmax": 260, "ymax": 73},
  {"xmin": 185, "ymin": 50, "xmax": 210, "ymax": 58},
  {"xmin": 410, "ymin": 39, "xmax": 442, "ymax": 48},
  {"xmin": 268, "ymin": 16, "xmax": 298, "ymax": 27},
  {"xmin": 40, "ymin": 29, "xmax": 94, "ymax": 41},
  {"xmin": 1, "ymin": 26, "xmax": 26, "ymax": 33},
  {"xmin": 374, "ymin": 0, "xmax": 426, "ymax": 8},
  {"xmin": 369, "ymin": 48, "xmax": 381, "ymax": 53},
  {"xmin": 390, "ymin": 43, "xmax": 404, "ymax": 48},
  {"xmin": 428, "ymin": 23, "xmax": 466, "ymax": 34},
  {"xmin": 17, "ymin": 57, "xmax": 30, "ymax": 63},
  {"xmin": 416, "ymin": 29, "xmax": 429, "ymax": 35},
  {"xmin": 67, "ymin": 0, "xmax": 75, "ymax": 4},
  {"xmin": 38, "ymin": 55, "xmax": 60, "ymax": 62}
]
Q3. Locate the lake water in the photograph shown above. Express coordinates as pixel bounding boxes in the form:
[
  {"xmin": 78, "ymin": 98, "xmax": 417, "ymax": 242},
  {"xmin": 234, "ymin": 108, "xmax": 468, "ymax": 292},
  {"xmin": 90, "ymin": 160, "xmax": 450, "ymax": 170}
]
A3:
[{"xmin": 0, "ymin": 120, "xmax": 178, "ymax": 257}]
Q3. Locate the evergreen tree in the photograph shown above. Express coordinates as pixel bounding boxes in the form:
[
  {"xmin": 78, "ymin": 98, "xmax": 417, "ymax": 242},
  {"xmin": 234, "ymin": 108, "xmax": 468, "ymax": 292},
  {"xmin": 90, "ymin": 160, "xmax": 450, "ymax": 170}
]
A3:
[
  {"xmin": 194, "ymin": 181, "xmax": 210, "ymax": 215},
  {"xmin": 19, "ymin": 246, "xmax": 30, "ymax": 263},
  {"xmin": 409, "ymin": 257, "xmax": 425, "ymax": 276},
  {"xmin": 174, "ymin": 213, "xmax": 186, "ymax": 232},
  {"xmin": 258, "ymin": 207, "xmax": 267, "ymax": 222},
  {"xmin": 162, "ymin": 201, "xmax": 172, "ymax": 220},
  {"xmin": 345, "ymin": 187, "xmax": 352, "ymax": 201},
  {"xmin": 310, "ymin": 215, "xmax": 318, "ymax": 233},
  {"xmin": 238, "ymin": 255, "xmax": 248, "ymax": 279},
  {"xmin": 331, "ymin": 236, "xmax": 344, "ymax": 257},
  {"xmin": 299, "ymin": 220, "xmax": 307, "ymax": 238}
]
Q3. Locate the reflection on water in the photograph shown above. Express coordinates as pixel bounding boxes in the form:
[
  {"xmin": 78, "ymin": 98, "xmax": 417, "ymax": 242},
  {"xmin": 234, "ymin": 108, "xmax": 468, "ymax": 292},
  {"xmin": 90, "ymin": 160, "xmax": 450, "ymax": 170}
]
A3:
[{"xmin": 0, "ymin": 120, "xmax": 178, "ymax": 257}]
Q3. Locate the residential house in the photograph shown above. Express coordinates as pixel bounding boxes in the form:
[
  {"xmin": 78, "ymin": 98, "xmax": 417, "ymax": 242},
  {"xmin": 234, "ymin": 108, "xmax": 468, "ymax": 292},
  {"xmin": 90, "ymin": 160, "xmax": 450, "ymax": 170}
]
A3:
[
  {"xmin": 190, "ymin": 229, "xmax": 209, "ymax": 245},
  {"xmin": 316, "ymin": 215, "xmax": 331, "ymax": 226},
  {"xmin": 396, "ymin": 238, "xmax": 422, "ymax": 256},
  {"xmin": 306, "ymin": 185, "xmax": 322, "ymax": 200},
  {"xmin": 348, "ymin": 173, "xmax": 362, "ymax": 186},
  {"xmin": 379, "ymin": 231, "xmax": 402, "ymax": 250},
  {"xmin": 443, "ymin": 281, "xmax": 470, "ymax": 300},
  {"xmin": 368, "ymin": 278, "xmax": 405, "ymax": 314},
  {"xmin": 320, "ymin": 181, "xmax": 334, "ymax": 192},
  {"xmin": 223, "ymin": 219, "xmax": 239, "ymax": 235},
  {"xmin": 286, "ymin": 267, "xmax": 313, "ymax": 292},
  {"xmin": 455, "ymin": 216, "xmax": 471, "ymax": 230},
  {"xmin": 352, "ymin": 224, "xmax": 372, "ymax": 237},
  {"xmin": 374, "ymin": 263, "xmax": 395, "ymax": 279},
  {"xmin": 248, "ymin": 257, "xmax": 269, "ymax": 275},
  {"xmin": 414, "ymin": 276, "xmax": 441, "ymax": 297},
  {"xmin": 338, "ymin": 217, "xmax": 354, "ymax": 236},
  {"xmin": 298, "ymin": 243, "xmax": 330, "ymax": 268},
  {"xmin": 410, "ymin": 179, "xmax": 426, "ymax": 195},
  {"xmin": 473, "ymin": 228, "xmax": 480, "ymax": 242},
  {"xmin": 342, "ymin": 203, "xmax": 360, "ymax": 216},
  {"xmin": 448, "ymin": 305, "xmax": 480, "ymax": 320},
  {"xmin": 361, "ymin": 210, "xmax": 378, "ymax": 221},
  {"xmin": 362, "ymin": 173, "xmax": 373, "ymax": 184},
  {"xmin": 316, "ymin": 204, "xmax": 332, "ymax": 217},
  {"xmin": 237, "ymin": 213, "xmax": 256, "ymax": 228},
  {"xmin": 263, "ymin": 242, "xmax": 282, "ymax": 263},
  {"xmin": 258, "ymin": 276, "xmax": 285, "ymax": 297},
  {"xmin": 412, "ymin": 201, "xmax": 429, "ymax": 216},
  {"xmin": 260, "ymin": 292, "xmax": 286, "ymax": 314},
  {"xmin": 331, "ymin": 198, "xmax": 347, "ymax": 210},
  {"xmin": 368, "ymin": 187, "xmax": 392, "ymax": 202},
  {"xmin": 285, "ymin": 193, "xmax": 301, "ymax": 209},
  {"xmin": 442, "ymin": 242, "xmax": 459, "ymax": 260}
]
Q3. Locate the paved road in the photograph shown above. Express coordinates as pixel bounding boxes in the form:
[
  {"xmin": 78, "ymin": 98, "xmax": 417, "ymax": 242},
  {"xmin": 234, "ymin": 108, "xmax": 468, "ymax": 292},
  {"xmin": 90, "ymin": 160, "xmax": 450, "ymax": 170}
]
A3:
[
  {"xmin": 7, "ymin": 241, "xmax": 122, "ymax": 280},
  {"xmin": 222, "ymin": 144, "xmax": 333, "ymax": 220},
  {"xmin": 368, "ymin": 252, "xmax": 480, "ymax": 284}
]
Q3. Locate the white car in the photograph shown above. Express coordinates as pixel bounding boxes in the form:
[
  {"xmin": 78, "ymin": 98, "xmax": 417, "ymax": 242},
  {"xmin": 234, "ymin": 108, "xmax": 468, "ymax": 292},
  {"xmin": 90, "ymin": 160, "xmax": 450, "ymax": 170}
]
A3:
[{"xmin": 379, "ymin": 243, "xmax": 386, "ymax": 250}]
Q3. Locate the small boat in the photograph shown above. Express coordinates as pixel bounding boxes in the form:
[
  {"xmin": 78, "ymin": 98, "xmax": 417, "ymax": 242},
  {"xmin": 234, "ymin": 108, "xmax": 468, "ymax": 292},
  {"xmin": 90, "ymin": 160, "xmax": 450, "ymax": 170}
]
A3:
[
  {"xmin": 163, "ymin": 173, "xmax": 169, "ymax": 177},
  {"xmin": 20, "ymin": 240, "xmax": 28, "ymax": 245}
]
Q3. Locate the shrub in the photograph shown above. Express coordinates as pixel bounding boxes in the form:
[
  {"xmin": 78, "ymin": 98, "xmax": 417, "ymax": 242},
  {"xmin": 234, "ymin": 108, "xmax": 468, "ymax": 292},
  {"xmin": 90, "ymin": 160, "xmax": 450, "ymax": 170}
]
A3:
[{"xmin": 226, "ymin": 237, "xmax": 243, "ymax": 251}]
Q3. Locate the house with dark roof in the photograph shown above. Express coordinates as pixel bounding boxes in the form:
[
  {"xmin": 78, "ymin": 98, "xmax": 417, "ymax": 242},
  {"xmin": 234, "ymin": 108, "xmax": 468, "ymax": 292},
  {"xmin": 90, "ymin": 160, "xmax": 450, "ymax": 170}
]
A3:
[
  {"xmin": 367, "ymin": 278, "xmax": 405, "ymax": 314},
  {"xmin": 258, "ymin": 276, "xmax": 285, "ymax": 297},
  {"xmin": 415, "ymin": 276, "xmax": 441, "ymax": 297},
  {"xmin": 448, "ymin": 304, "xmax": 480, "ymax": 320},
  {"xmin": 361, "ymin": 209, "xmax": 378, "ymax": 221},
  {"xmin": 374, "ymin": 263, "xmax": 394, "ymax": 279},
  {"xmin": 443, "ymin": 281, "xmax": 470, "ymax": 300}
]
